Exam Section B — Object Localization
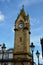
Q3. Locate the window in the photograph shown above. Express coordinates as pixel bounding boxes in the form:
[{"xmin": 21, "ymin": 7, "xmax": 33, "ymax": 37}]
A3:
[
  {"xmin": 20, "ymin": 37, "xmax": 22, "ymax": 42},
  {"xmin": 4, "ymin": 53, "xmax": 9, "ymax": 59}
]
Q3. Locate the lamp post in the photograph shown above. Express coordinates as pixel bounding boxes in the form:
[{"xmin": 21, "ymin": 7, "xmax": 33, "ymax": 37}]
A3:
[
  {"xmin": 0, "ymin": 43, "xmax": 6, "ymax": 65},
  {"xmin": 2, "ymin": 43, "xmax": 6, "ymax": 59},
  {"xmin": 30, "ymin": 42, "xmax": 35, "ymax": 65},
  {"xmin": 36, "ymin": 50, "xmax": 40, "ymax": 65}
]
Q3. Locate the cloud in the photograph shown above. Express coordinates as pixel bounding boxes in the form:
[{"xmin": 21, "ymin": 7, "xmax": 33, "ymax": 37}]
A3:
[
  {"xmin": 0, "ymin": 11, "xmax": 5, "ymax": 21},
  {"xmin": 30, "ymin": 17, "xmax": 41, "ymax": 27},
  {"xmin": 30, "ymin": 35, "xmax": 41, "ymax": 46},
  {"xmin": 30, "ymin": 26, "xmax": 43, "ymax": 43},
  {"xmin": 30, "ymin": 17, "xmax": 43, "ymax": 45},
  {"xmin": 39, "ymin": 54, "xmax": 43, "ymax": 64},
  {"xmin": 12, "ymin": 26, "xmax": 14, "ymax": 32},
  {"xmin": 30, "ymin": 17, "xmax": 40, "ymax": 26}
]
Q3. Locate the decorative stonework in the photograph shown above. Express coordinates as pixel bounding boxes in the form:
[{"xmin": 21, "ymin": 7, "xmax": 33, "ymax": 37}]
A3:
[{"xmin": 13, "ymin": 7, "xmax": 31, "ymax": 65}]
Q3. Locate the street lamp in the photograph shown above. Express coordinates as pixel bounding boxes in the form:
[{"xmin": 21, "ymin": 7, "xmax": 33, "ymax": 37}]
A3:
[
  {"xmin": 2, "ymin": 43, "xmax": 6, "ymax": 59},
  {"xmin": 0, "ymin": 43, "xmax": 6, "ymax": 65},
  {"xmin": 36, "ymin": 50, "xmax": 40, "ymax": 65},
  {"xmin": 30, "ymin": 42, "xmax": 35, "ymax": 65}
]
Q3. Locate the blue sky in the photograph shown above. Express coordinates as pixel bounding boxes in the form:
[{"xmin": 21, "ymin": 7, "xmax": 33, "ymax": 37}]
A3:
[{"xmin": 0, "ymin": 0, "xmax": 43, "ymax": 64}]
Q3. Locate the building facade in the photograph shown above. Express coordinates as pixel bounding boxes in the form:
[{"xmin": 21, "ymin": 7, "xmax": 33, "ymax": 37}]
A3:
[{"xmin": 0, "ymin": 48, "xmax": 13, "ymax": 65}]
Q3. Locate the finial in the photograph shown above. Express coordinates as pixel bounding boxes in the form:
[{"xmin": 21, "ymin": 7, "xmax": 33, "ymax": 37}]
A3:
[{"xmin": 22, "ymin": 5, "xmax": 24, "ymax": 9}]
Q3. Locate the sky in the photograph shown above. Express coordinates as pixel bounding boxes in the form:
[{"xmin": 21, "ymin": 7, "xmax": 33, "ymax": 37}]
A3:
[{"xmin": 0, "ymin": 0, "xmax": 43, "ymax": 64}]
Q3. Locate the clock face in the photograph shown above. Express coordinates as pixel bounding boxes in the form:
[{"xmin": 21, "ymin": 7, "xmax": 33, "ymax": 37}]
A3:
[{"xmin": 19, "ymin": 23, "xmax": 23, "ymax": 28}]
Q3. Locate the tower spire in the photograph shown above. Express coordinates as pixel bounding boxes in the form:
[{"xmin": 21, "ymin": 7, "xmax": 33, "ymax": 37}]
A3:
[{"xmin": 20, "ymin": 5, "xmax": 26, "ymax": 17}]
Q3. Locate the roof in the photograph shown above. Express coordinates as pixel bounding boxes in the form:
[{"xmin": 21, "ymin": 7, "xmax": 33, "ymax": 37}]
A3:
[
  {"xmin": 7, "ymin": 48, "xmax": 13, "ymax": 51},
  {"xmin": 15, "ymin": 6, "xmax": 29, "ymax": 24}
]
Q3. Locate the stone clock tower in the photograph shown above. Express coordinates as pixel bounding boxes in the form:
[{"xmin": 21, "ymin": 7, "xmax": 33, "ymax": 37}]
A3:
[{"xmin": 14, "ymin": 7, "xmax": 31, "ymax": 65}]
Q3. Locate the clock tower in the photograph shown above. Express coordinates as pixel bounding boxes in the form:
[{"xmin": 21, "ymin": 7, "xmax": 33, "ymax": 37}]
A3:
[{"xmin": 14, "ymin": 7, "xmax": 31, "ymax": 65}]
